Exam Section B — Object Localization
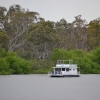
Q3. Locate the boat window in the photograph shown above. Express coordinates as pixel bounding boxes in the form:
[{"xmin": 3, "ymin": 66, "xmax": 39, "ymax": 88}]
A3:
[
  {"xmin": 69, "ymin": 69, "xmax": 71, "ymax": 71},
  {"xmin": 73, "ymin": 69, "xmax": 75, "ymax": 71},
  {"xmin": 55, "ymin": 68, "xmax": 58, "ymax": 71},
  {"xmin": 66, "ymin": 68, "xmax": 69, "ymax": 71},
  {"xmin": 62, "ymin": 68, "xmax": 65, "ymax": 71},
  {"xmin": 55, "ymin": 68, "xmax": 61, "ymax": 71}
]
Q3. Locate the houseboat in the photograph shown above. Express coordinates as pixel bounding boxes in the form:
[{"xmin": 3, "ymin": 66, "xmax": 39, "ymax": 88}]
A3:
[{"xmin": 48, "ymin": 60, "xmax": 80, "ymax": 77}]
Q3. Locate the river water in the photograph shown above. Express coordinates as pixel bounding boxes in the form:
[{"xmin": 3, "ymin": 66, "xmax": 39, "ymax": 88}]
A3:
[{"xmin": 0, "ymin": 74, "xmax": 100, "ymax": 100}]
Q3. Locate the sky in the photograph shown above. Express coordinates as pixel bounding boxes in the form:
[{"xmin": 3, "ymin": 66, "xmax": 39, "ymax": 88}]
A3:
[{"xmin": 0, "ymin": 0, "xmax": 100, "ymax": 23}]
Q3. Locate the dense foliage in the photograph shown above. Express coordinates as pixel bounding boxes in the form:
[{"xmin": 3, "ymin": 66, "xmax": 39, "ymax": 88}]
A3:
[
  {"xmin": 0, "ymin": 4, "xmax": 100, "ymax": 74},
  {"xmin": 50, "ymin": 48, "xmax": 100, "ymax": 74},
  {"xmin": 0, "ymin": 47, "xmax": 100, "ymax": 74},
  {"xmin": 0, "ymin": 29, "xmax": 9, "ymax": 50},
  {"xmin": 0, "ymin": 49, "xmax": 31, "ymax": 74}
]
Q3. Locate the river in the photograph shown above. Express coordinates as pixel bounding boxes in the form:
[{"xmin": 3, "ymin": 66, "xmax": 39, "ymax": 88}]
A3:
[{"xmin": 0, "ymin": 74, "xmax": 100, "ymax": 100}]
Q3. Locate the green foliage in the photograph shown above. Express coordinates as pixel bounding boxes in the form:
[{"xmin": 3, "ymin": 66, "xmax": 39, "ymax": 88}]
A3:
[
  {"xmin": 27, "ymin": 20, "xmax": 59, "ymax": 61},
  {"xmin": 0, "ymin": 29, "xmax": 9, "ymax": 50},
  {"xmin": 0, "ymin": 58, "xmax": 12, "ymax": 74},
  {"xmin": 50, "ymin": 49, "xmax": 85, "ymax": 62},
  {"xmin": 0, "ymin": 4, "xmax": 39, "ymax": 52},
  {"xmin": 1, "ymin": 4, "xmax": 100, "ymax": 74},
  {"xmin": 50, "ymin": 48, "xmax": 100, "ymax": 74},
  {"xmin": 0, "ymin": 48, "xmax": 31, "ymax": 74},
  {"xmin": 87, "ymin": 19, "xmax": 100, "ymax": 50},
  {"xmin": 91, "ymin": 47, "xmax": 100, "ymax": 64},
  {"xmin": 50, "ymin": 48, "xmax": 68, "ymax": 61},
  {"xmin": 6, "ymin": 55, "xmax": 31, "ymax": 74},
  {"xmin": 0, "ymin": 48, "xmax": 7, "ymax": 58},
  {"xmin": 31, "ymin": 59, "xmax": 55, "ymax": 74},
  {"xmin": 1, "ymin": 47, "xmax": 100, "ymax": 74}
]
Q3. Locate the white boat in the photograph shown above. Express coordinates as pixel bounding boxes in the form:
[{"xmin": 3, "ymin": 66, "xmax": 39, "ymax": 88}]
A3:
[{"xmin": 48, "ymin": 60, "xmax": 80, "ymax": 77}]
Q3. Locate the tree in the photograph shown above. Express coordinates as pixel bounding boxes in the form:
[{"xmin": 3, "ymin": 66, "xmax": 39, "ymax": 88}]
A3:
[
  {"xmin": 0, "ymin": 4, "xmax": 39, "ymax": 51},
  {"xmin": 72, "ymin": 15, "xmax": 88, "ymax": 50},
  {"xmin": 0, "ymin": 6, "xmax": 7, "ymax": 26},
  {"xmin": 27, "ymin": 20, "xmax": 59, "ymax": 61},
  {"xmin": 55, "ymin": 16, "xmax": 88, "ymax": 50},
  {"xmin": 55, "ymin": 19, "xmax": 72, "ymax": 49},
  {"xmin": 0, "ymin": 28, "xmax": 9, "ymax": 49},
  {"xmin": 87, "ymin": 18, "xmax": 100, "ymax": 50}
]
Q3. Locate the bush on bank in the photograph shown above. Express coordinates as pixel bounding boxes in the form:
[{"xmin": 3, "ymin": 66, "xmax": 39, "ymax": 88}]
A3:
[
  {"xmin": 50, "ymin": 48, "xmax": 100, "ymax": 74},
  {"xmin": 0, "ymin": 47, "xmax": 100, "ymax": 75},
  {"xmin": 30, "ymin": 60, "xmax": 55, "ymax": 74},
  {"xmin": 0, "ymin": 49, "xmax": 31, "ymax": 74}
]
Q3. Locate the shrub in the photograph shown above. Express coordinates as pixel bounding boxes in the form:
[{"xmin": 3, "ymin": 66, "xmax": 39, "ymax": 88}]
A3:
[
  {"xmin": 0, "ymin": 58, "xmax": 12, "ymax": 74},
  {"xmin": 6, "ymin": 56, "xmax": 31, "ymax": 74}
]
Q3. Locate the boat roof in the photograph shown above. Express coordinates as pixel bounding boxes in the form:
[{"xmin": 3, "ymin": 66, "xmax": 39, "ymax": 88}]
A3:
[
  {"xmin": 52, "ymin": 60, "xmax": 78, "ymax": 68},
  {"xmin": 52, "ymin": 64, "xmax": 77, "ymax": 68}
]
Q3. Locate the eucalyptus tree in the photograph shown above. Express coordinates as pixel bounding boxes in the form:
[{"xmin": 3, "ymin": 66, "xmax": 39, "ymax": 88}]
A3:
[
  {"xmin": 0, "ymin": 4, "xmax": 39, "ymax": 51},
  {"xmin": 87, "ymin": 18, "xmax": 100, "ymax": 50},
  {"xmin": 0, "ymin": 6, "xmax": 7, "ymax": 26},
  {"xmin": 27, "ymin": 20, "xmax": 59, "ymax": 61},
  {"xmin": 71, "ymin": 15, "xmax": 88, "ymax": 50},
  {"xmin": 0, "ymin": 28, "xmax": 9, "ymax": 49},
  {"xmin": 55, "ymin": 16, "xmax": 88, "ymax": 50},
  {"xmin": 55, "ymin": 19, "xmax": 72, "ymax": 49}
]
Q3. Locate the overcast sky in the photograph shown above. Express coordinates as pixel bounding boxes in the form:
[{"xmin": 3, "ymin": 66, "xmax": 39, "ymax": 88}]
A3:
[{"xmin": 0, "ymin": 0, "xmax": 100, "ymax": 23}]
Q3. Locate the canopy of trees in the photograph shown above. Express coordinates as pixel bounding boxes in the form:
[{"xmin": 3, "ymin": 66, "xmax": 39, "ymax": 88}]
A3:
[
  {"xmin": 87, "ymin": 18, "xmax": 100, "ymax": 50},
  {"xmin": 27, "ymin": 20, "xmax": 59, "ymax": 61},
  {"xmin": 0, "ymin": 4, "xmax": 100, "ymax": 74},
  {"xmin": 0, "ymin": 4, "xmax": 39, "ymax": 51}
]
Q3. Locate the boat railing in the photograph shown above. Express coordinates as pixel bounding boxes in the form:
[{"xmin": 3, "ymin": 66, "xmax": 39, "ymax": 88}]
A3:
[{"xmin": 57, "ymin": 60, "xmax": 73, "ymax": 64}]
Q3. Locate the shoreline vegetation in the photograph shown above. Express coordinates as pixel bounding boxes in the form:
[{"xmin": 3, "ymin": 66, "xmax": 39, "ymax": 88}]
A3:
[
  {"xmin": 0, "ymin": 47, "xmax": 100, "ymax": 75},
  {"xmin": 0, "ymin": 4, "xmax": 100, "ymax": 75}
]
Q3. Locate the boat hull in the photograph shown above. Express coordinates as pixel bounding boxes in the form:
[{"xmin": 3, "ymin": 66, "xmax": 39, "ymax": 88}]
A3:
[{"xmin": 50, "ymin": 74, "xmax": 80, "ymax": 77}]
